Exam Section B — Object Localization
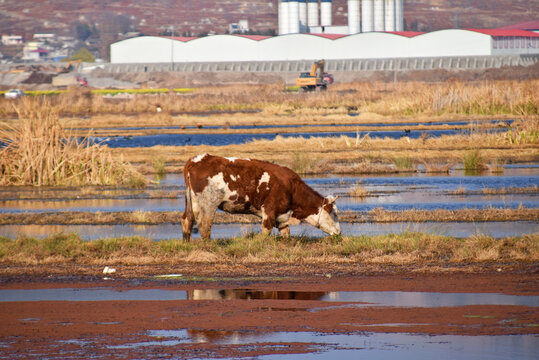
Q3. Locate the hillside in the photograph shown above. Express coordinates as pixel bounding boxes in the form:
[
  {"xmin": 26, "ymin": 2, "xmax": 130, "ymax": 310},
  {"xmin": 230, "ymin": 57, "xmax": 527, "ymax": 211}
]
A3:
[{"xmin": 1, "ymin": 0, "xmax": 537, "ymax": 38}]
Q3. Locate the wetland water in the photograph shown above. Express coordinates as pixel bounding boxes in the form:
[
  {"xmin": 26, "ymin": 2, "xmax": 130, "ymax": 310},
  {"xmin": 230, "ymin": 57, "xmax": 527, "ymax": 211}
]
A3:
[
  {"xmin": 95, "ymin": 128, "xmax": 504, "ymax": 148},
  {"xmin": 0, "ymin": 166, "xmax": 537, "ymax": 239}
]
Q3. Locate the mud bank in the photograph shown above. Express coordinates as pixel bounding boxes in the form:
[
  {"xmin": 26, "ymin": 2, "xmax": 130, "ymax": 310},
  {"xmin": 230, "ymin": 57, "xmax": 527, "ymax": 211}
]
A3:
[{"xmin": 1, "ymin": 271, "xmax": 538, "ymax": 359}]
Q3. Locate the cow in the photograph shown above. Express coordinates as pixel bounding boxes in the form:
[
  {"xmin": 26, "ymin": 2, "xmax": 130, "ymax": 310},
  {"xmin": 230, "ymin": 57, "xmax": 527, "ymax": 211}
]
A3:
[{"xmin": 181, "ymin": 153, "xmax": 341, "ymax": 240}]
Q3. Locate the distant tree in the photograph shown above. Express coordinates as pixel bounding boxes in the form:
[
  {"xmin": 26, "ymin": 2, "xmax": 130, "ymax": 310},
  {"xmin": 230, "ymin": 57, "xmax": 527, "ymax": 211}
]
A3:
[
  {"xmin": 74, "ymin": 22, "xmax": 93, "ymax": 41},
  {"xmin": 410, "ymin": 20, "xmax": 419, "ymax": 32},
  {"xmin": 70, "ymin": 47, "xmax": 95, "ymax": 62}
]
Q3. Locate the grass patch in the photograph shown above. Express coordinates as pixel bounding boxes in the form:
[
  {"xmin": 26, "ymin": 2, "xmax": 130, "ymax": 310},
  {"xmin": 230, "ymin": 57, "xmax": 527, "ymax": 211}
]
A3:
[
  {"xmin": 462, "ymin": 149, "xmax": 486, "ymax": 172},
  {"xmin": 0, "ymin": 233, "xmax": 536, "ymax": 265},
  {"xmin": 391, "ymin": 156, "xmax": 415, "ymax": 171}
]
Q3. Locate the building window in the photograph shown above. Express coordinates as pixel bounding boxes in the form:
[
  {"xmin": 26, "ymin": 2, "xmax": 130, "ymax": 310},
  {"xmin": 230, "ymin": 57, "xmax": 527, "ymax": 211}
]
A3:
[{"xmin": 493, "ymin": 37, "xmax": 498, "ymax": 49}]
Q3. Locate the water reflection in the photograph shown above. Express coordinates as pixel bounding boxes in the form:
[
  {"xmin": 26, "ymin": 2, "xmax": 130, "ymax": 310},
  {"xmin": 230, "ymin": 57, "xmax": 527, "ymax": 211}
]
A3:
[
  {"xmin": 3, "ymin": 288, "xmax": 536, "ymax": 307},
  {"xmin": 187, "ymin": 289, "xmax": 327, "ymax": 301}
]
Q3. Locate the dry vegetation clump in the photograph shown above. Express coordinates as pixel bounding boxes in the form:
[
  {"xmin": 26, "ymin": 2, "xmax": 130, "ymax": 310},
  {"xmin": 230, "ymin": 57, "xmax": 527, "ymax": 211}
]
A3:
[
  {"xmin": 0, "ymin": 232, "xmax": 536, "ymax": 265},
  {"xmin": 348, "ymin": 182, "xmax": 369, "ymax": 197},
  {"xmin": 0, "ymin": 98, "xmax": 146, "ymax": 187}
]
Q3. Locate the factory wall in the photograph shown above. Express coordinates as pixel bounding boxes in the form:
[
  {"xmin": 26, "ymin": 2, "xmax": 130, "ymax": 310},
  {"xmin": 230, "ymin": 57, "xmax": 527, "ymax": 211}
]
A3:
[{"xmin": 111, "ymin": 30, "xmax": 538, "ymax": 64}]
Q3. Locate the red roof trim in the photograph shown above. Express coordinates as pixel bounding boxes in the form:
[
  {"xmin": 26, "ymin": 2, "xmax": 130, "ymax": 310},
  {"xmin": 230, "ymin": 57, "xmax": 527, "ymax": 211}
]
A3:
[
  {"xmin": 466, "ymin": 29, "xmax": 539, "ymax": 38},
  {"xmin": 385, "ymin": 31, "xmax": 425, "ymax": 38},
  {"xmin": 164, "ymin": 36, "xmax": 198, "ymax": 42},
  {"xmin": 233, "ymin": 35, "xmax": 271, "ymax": 41},
  {"xmin": 309, "ymin": 33, "xmax": 348, "ymax": 40}
]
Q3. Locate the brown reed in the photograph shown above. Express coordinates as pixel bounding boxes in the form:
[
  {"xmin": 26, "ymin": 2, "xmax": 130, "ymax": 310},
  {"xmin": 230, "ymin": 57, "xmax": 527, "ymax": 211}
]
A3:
[{"xmin": 0, "ymin": 98, "xmax": 146, "ymax": 186}]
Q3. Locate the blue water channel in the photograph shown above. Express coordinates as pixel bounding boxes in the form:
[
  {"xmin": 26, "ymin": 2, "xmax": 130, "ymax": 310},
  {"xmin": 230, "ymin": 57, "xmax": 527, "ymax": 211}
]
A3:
[{"xmin": 94, "ymin": 128, "xmax": 503, "ymax": 148}]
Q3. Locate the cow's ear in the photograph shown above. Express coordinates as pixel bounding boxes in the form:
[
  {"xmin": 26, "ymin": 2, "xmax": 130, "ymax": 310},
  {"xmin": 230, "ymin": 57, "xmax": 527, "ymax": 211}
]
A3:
[{"xmin": 326, "ymin": 195, "xmax": 338, "ymax": 204}]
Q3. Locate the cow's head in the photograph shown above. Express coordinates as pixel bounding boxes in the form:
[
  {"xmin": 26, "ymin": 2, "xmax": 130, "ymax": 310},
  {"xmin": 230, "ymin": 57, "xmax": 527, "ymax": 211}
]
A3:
[{"xmin": 307, "ymin": 195, "xmax": 341, "ymax": 236}]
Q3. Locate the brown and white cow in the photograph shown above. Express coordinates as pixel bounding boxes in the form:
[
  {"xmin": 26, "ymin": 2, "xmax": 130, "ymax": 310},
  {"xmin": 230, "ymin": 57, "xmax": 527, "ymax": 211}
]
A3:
[{"xmin": 181, "ymin": 153, "xmax": 341, "ymax": 240}]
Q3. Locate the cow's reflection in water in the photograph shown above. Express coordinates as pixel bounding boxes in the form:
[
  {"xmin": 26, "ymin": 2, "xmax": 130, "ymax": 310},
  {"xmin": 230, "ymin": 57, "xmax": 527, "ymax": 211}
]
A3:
[
  {"xmin": 187, "ymin": 289, "xmax": 328, "ymax": 301},
  {"xmin": 184, "ymin": 289, "xmax": 329, "ymax": 344}
]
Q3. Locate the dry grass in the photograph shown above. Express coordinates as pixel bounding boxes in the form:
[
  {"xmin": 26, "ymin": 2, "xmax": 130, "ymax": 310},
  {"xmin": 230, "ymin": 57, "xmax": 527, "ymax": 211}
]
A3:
[
  {"xmin": 0, "ymin": 98, "xmax": 146, "ymax": 187},
  {"xmin": 1, "ymin": 80, "xmax": 536, "ymax": 118},
  {"xmin": 348, "ymin": 182, "xmax": 369, "ymax": 197},
  {"xmin": 0, "ymin": 232, "xmax": 537, "ymax": 265}
]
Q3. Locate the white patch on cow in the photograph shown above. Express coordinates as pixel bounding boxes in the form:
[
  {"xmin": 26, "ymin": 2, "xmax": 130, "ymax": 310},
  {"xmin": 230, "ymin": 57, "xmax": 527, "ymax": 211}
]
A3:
[
  {"xmin": 226, "ymin": 157, "xmax": 250, "ymax": 163},
  {"xmin": 194, "ymin": 172, "xmax": 238, "ymax": 216},
  {"xmin": 230, "ymin": 174, "xmax": 237, "ymax": 181},
  {"xmin": 276, "ymin": 210, "xmax": 292, "ymax": 224},
  {"xmin": 259, "ymin": 205, "xmax": 267, "ymax": 221},
  {"xmin": 245, "ymin": 195, "xmax": 249, "ymax": 202},
  {"xmin": 192, "ymin": 153, "xmax": 207, "ymax": 163},
  {"xmin": 257, "ymin": 172, "xmax": 270, "ymax": 193}
]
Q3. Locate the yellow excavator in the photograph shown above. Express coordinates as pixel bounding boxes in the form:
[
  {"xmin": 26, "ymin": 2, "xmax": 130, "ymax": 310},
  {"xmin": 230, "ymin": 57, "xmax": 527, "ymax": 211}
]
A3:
[
  {"xmin": 296, "ymin": 60, "xmax": 334, "ymax": 92},
  {"xmin": 56, "ymin": 59, "xmax": 82, "ymax": 73}
]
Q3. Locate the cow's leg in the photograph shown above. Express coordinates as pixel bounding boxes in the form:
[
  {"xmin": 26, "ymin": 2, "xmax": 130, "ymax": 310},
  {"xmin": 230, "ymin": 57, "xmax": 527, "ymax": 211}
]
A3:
[
  {"xmin": 278, "ymin": 225, "xmax": 290, "ymax": 238},
  {"xmin": 182, "ymin": 189, "xmax": 195, "ymax": 241},
  {"xmin": 261, "ymin": 208, "xmax": 276, "ymax": 236},
  {"xmin": 196, "ymin": 206, "xmax": 217, "ymax": 240},
  {"xmin": 181, "ymin": 211, "xmax": 194, "ymax": 241}
]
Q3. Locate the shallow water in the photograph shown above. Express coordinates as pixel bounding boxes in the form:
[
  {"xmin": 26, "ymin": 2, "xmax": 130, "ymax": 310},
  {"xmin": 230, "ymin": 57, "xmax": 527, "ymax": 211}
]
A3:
[
  {"xmin": 2, "ymin": 288, "xmax": 537, "ymax": 306},
  {"xmin": 135, "ymin": 330, "xmax": 538, "ymax": 360},
  {"xmin": 1, "ymin": 221, "xmax": 537, "ymax": 240},
  {"xmin": 1, "ymin": 168, "xmax": 537, "ymax": 214},
  {"xmin": 96, "ymin": 128, "xmax": 505, "ymax": 148}
]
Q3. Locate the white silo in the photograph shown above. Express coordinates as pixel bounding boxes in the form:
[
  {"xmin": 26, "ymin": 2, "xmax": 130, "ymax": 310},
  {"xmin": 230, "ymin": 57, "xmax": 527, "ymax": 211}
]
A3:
[
  {"xmin": 348, "ymin": 0, "xmax": 360, "ymax": 34},
  {"xmin": 373, "ymin": 0, "xmax": 384, "ymax": 32},
  {"xmin": 280, "ymin": 0, "xmax": 290, "ymax": 34},
  {"xmin": 289, "ymin": 0, "xmax": 300, "ymax": 34},
  {"xmin": 384, "ymin": 0, "xmax": 395, "ymax": 31},
  {"xmin": 321, "ymin": 0, "xmax": 332, "ymax": 27},
  {"xmin": 395, "ymin": 0, "xmax": 404, "ymax": 31},
  {"xmin": 299, "ymin": 0, "xmax": 308, "ymax": 32},
  {"xmin": 307, "ymin": 0, "xmax": 319, "ymax": 28},
  {"xmin": 361, "ymin": 0, "xmax": 374, "ymax": 32}
]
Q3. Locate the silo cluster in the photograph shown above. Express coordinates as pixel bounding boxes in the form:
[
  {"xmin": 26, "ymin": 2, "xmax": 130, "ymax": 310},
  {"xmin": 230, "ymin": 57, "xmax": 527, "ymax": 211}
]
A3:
[{"xmin": 278, "ymin": 0, "xmax": 404, "ymax": 35}]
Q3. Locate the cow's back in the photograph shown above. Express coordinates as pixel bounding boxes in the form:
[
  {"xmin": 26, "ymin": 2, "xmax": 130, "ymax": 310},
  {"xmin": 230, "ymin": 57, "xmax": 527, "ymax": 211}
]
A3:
[{"xmin": 184, "ymin": 154, "xmax": 298, "ymax": 215}]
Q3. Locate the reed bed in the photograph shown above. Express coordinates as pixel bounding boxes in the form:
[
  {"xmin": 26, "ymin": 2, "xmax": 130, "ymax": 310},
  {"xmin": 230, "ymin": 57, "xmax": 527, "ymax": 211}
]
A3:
[
  {"xmin": 0, "ymin": 232, "xmax": 536, "ymax": 265},
  {"xmin": 0, "ymin": 98, "xmax": 145, "ymax": 186}
]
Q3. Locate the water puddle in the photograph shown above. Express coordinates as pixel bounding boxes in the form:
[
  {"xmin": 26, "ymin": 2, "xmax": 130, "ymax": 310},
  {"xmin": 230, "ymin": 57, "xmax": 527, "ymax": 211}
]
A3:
[
  {"xmin": 128, "ymin": 330, "xmax": 537, "ymax": 360},
  {"xmin": 1, "ymin": 288, "xmax": 537, "ymax": 307}
]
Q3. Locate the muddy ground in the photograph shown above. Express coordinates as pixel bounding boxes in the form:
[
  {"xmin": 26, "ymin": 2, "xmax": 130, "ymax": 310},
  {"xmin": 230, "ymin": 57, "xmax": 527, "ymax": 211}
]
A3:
[{"xmin": 1, "ymin": 264, "xmax": 538, "ymax": 359}]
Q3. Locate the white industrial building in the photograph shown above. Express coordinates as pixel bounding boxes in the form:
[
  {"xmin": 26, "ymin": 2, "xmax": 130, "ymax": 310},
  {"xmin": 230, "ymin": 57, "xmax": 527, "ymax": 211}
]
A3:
[{"xmin": 111, "ymin": 29, "xmax": 539, "ymax": 64}]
